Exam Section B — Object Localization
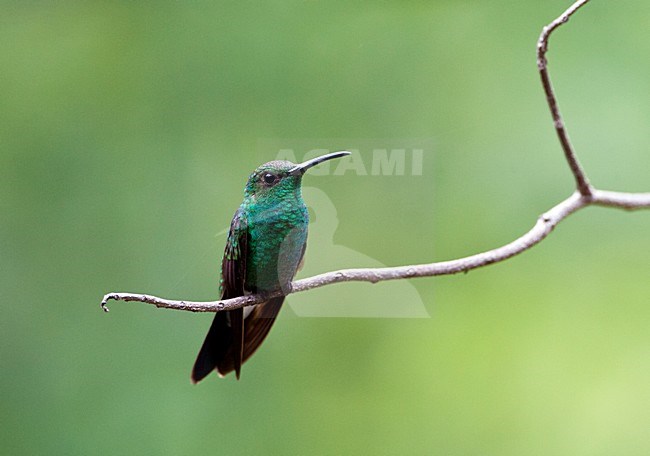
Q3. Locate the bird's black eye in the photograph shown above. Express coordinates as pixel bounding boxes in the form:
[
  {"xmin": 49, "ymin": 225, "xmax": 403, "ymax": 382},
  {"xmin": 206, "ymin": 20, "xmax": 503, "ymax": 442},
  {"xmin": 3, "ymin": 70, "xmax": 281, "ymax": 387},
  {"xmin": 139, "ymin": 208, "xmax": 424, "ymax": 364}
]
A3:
[{"xmin": 262, "ymin": 172, "xmax": 278, "ymax": 185}]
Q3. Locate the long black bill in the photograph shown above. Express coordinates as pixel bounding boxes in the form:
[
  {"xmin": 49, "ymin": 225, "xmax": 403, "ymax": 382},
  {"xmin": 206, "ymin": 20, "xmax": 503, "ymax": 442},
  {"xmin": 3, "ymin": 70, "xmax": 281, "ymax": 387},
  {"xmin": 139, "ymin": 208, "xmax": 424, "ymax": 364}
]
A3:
[{"xmin": 288, "ymin": 151, "xmax": 351, "ymax": 176}]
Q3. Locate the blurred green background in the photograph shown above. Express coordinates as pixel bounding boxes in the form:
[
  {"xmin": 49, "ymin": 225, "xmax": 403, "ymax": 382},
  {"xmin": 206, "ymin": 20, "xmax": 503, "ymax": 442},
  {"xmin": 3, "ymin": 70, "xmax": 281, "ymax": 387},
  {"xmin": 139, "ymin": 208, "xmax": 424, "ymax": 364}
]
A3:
[{"xmin": 2, "ymin": 0, "xmax": 649, "ymax": 454}]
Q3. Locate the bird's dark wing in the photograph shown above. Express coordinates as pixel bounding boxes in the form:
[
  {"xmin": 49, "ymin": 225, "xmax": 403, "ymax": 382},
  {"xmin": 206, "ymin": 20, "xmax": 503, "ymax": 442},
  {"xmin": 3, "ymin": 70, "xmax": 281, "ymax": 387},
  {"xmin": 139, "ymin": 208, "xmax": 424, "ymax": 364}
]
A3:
[
  {"xmin": 218, "ymin": 241, "xmax": 307, "ymax": 372},
  {"xmin": 213, "ymin": 244, "xmax": 307, "ymax": 375},
  {"xmin": 191, "ymin": 219, "xmax": 307, "ymax": 382},
  {"xmin": 209, "ymin": 239, "xmax": 307, "ymax": 377},
  {"xmin": 237, "ymin": 241, "xmax": 306, "ymax": 361},
  {"xmin": 191, "ymin": 210, "xmax": 248, "ymax": 383}
]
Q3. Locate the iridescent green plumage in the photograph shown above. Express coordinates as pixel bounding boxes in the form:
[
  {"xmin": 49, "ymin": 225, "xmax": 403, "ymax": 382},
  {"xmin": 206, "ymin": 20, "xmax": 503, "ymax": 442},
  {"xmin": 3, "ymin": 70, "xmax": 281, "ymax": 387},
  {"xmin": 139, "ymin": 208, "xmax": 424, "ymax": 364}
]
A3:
[{"xmin": 191, "ymin": 152, "xmax": 349, "ymax": 382}]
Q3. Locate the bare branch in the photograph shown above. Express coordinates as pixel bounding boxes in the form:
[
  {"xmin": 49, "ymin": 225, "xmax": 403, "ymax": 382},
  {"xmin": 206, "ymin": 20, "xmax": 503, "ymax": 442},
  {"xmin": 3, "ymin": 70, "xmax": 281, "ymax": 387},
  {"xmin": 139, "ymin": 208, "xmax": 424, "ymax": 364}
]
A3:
[
  {"xmin": 537, "ymin": 0, "xmax": 593, "ymax": 196},
  {"xmin": 101, "ymin": 1, "xmax": 650, "ymax": 314},
  {"xmin": 101, "ymin": 189, "xmax": 650, "ymax": 313},
  {"xmin": 592, "ymin": 190, "xmax": 650, "ymax": 210}
]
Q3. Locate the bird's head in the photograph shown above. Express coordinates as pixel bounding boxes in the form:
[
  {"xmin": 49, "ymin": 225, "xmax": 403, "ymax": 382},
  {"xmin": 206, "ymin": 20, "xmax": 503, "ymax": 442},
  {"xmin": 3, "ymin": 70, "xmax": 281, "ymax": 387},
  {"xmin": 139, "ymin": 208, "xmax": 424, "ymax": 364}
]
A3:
[{"xmin": 243, "ymin": 151, "xmax": 350, "ymax": 204}]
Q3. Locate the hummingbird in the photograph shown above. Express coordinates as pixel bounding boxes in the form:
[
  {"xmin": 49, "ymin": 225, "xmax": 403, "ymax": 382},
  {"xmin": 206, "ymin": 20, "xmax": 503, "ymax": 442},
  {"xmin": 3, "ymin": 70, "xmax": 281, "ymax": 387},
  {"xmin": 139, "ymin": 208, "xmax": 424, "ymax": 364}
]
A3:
[{"xmin": 191, "ymin": 151, "xmax": 350, "ymax": 382}]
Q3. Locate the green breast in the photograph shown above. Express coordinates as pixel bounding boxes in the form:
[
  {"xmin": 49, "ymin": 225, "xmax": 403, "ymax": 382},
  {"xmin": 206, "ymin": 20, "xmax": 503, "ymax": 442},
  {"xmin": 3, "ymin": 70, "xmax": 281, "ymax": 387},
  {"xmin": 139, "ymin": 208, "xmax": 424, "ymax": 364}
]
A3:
[{"xmin": 245, "ymin": 201, "xmax": 308, "ymax": 292}]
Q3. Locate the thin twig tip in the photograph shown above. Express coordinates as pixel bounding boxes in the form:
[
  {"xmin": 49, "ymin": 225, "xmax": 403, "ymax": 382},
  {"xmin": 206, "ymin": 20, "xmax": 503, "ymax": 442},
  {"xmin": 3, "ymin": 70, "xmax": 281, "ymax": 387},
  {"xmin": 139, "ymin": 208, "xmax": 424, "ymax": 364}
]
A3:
[{"xmin": 100, "ymin": 294, "xmax": 112, "ymax": 312}]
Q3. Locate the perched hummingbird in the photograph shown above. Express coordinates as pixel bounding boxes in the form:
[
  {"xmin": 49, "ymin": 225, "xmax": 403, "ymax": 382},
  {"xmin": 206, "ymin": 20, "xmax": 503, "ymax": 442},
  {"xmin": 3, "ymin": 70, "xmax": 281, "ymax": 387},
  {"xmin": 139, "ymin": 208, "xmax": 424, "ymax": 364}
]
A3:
[{"xmin": 191, "ymin": 151, "xmax": 350, "ymax": 382}]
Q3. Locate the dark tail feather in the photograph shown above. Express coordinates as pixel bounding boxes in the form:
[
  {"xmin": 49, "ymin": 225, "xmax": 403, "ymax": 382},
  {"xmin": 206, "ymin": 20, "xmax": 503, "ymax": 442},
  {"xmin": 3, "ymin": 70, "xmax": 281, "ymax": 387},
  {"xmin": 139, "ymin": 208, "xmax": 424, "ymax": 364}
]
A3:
[
  {"xmin": 190, "ymin": 298, "xmax": 284, "ymax": 383},
  {"xmin": 191, "ymin": 310, "xmax": 233, "ymax": 384}
]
